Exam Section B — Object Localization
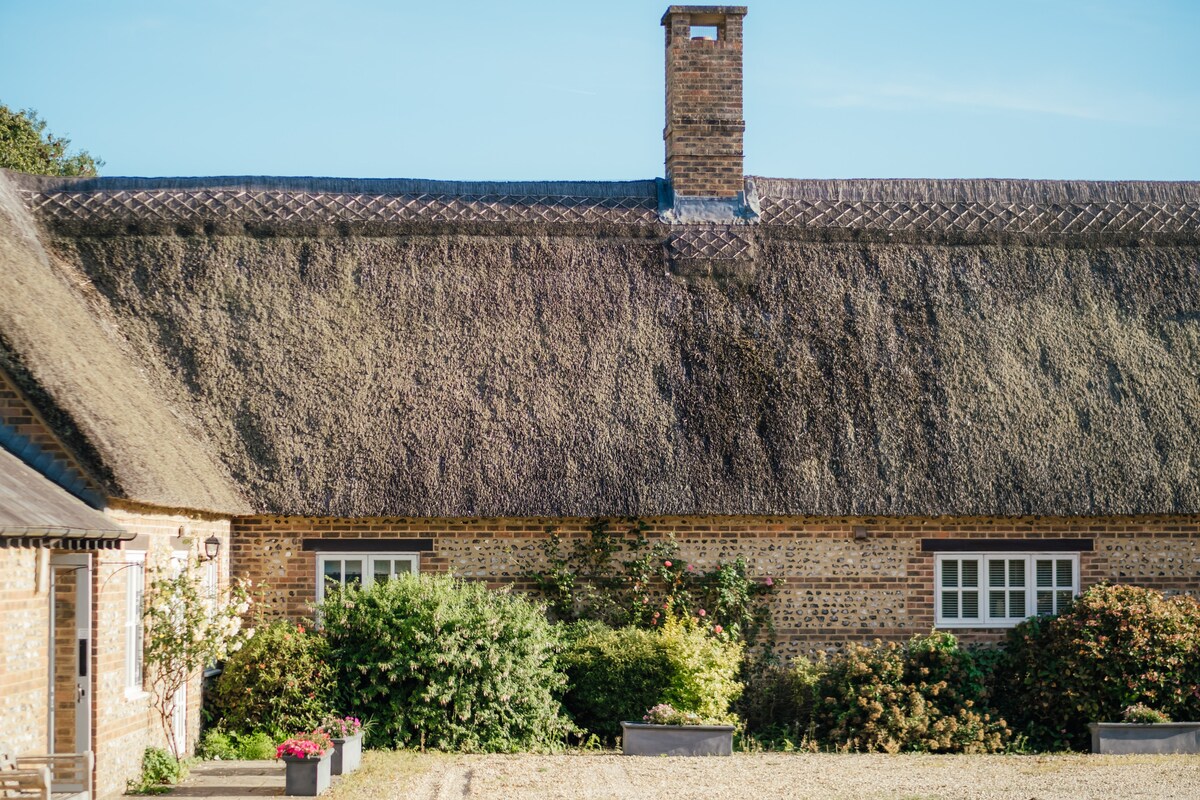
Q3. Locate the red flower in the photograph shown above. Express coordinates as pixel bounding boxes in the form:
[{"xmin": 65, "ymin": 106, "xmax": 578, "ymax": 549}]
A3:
[
  {"xmin": 697, "ymin": 609, "xmax": 706, "ymax": 617},
  {"xmin": 664, "ymin": 560, "xmax": 672, "ymax": 567},
  {"xmin": 713, "ymin": 625, "xmax": 724, "ymax": 634}
]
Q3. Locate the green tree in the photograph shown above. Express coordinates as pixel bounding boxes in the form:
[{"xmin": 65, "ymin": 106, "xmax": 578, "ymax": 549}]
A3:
[{"xmin": 0, "ymin": 104, "xmax": 102, "ymax": 176}]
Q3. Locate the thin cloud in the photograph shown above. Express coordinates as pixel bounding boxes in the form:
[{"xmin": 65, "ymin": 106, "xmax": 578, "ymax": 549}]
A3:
[{"xmin": 809, "ymin": 77, "xmax": 1181, "ymax": 127}]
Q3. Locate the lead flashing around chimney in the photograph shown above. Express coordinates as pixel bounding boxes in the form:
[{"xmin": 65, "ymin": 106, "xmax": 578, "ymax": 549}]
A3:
[{"xmin": 657, "ymin": 176, "xmax": 761, "ymax": 224}]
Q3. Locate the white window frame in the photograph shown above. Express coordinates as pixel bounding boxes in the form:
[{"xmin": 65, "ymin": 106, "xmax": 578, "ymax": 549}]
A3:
[
  {"xmin": 315, "ymin": 552, "xmax": 420, "ymax": 603},
  {"xmin": 125, "ymin": 552, "xmax": 146, "ymax": 693},
  {"xmin": 934, "ymin": 552, "xmax": 1079, "ymax": 628}
]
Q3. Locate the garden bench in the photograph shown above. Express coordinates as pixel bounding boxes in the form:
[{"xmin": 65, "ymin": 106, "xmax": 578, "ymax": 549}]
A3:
[{"xmin": 0, "ymin": 743, "xmax": 92, "ymax": 800}]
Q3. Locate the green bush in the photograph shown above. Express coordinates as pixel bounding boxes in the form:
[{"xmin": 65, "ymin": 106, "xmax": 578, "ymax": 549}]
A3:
[
  {"xmin": 813, "ymin": 632, "xmax": 1008, "ymax": 753},
  {"xmin": 735, "ymin": 655, "xmax": 824, "ymax": 746},
  {"xmin": 996, "ymin": 583, "xmax": 1200, "ymax": 750},
  {"xmin": 561, "ymin": 617, "xmax": 743, "ymax": 739},
  {"xmin": 198, "ymin": 730, "xmax": 279, "ymax": 761},
  {"xmin": 127, "ymin": 747, "xmax": 185, "ymax": 794},
  {"xmin": 517, "ymin": 519, "xmax": 776, "ymax": 643},
  {"xmin": 208, "ymin": 621, "xmax": 337, "ymax": 737},
  {"xmin": 319, "ymin": 574, "xmax": 572, "ymax": 752},
  {"xmin": 196, "ymin": 730, "xmax": 237, "ymax": 760}
]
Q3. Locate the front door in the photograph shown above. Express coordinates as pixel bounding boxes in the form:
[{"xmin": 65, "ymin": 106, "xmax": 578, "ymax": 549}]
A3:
[{"xmin": 49, "ymin": 553, "xmax": 92, "ymax": 770}]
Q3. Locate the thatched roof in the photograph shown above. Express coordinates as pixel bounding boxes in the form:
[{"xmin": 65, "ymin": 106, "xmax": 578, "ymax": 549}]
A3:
[{"xmin": 2, "ymin": 170, "xmax": 1200, "ymax": 517}]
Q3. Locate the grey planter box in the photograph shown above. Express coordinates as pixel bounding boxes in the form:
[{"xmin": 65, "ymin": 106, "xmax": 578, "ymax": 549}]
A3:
[
  {"xmin": 621, "ymin": 722, "xmax": 735, "ymax": 756},
  {"xmin": 1089, "ymin": 722, "xmax": 1200, "ymax": 754},
  {"xmin": 331, "ymin": 732, "xmax": 363, "ymax": 775},
  {"xmin": 282, "ymin": 750, "xmax": 333, "ymax": 796}
]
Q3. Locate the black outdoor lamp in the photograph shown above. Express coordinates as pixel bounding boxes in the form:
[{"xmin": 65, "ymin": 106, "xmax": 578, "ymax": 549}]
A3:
[{"xmin": 203, "ymin": 535, "xmax": 221, "ymax": 562}]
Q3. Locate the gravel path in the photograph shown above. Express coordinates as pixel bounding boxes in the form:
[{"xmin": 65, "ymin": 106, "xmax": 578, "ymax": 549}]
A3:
[{"xmin": 331, "ymin": 752, "xmax": 1200, "ymax": 800}]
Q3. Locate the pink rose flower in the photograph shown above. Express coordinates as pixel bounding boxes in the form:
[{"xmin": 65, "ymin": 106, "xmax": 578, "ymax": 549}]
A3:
[{"xmin": 713, "ymin": 625, "xmax": 724, "ymax": 634}]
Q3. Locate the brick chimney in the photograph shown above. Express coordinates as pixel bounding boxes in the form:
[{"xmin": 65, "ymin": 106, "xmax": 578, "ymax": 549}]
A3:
[{"xmin": 661, "ymin": 6, "xmax": 750, "ymax": 220}]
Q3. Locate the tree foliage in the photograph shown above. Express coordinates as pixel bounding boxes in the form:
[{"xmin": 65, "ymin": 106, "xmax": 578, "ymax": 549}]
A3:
[{"xmin": 0, "ymin": 104, "xmax": 102, "ymax": 176}]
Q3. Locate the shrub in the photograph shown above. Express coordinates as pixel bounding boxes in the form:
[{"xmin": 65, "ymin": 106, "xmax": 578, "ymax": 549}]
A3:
[
  {"xmin": 127, "ymin": 747, "xmax": 185, "ymax": 794},
  {"xmin": 560, "ymin": 617, "xmax": 743, "ymax": 739},
  {"xmin": 517, "ymin": 519, "xmax": 776, "ymax": 643},
  {"xmin": 813, "ymin": 632, "xmax": 1008, "ymax": 753},
  {"xmin": 1123, "ymin": 703, "xmax": 1171, "ymax": 724},
  {"xmin": 735, "ymin": 655, "xmax": 824, "ymax": 745},
  {"xmin": 196, "ymin": 730, "xmax": 236, "ymax": 760},
  {"xmin": 208, "ymin": 621, "xmax": 337, "ymax": 737},
  {"xmin": 319, "ymin": 574, "xmax": 572, "ymax": 752},
  {"xmin": 642, "ymin": 703, "xmax": 705, "ymax": 725},
  {"xmin": 996, "ymin": 583, "xmax": 1200, "ymax": 750}
]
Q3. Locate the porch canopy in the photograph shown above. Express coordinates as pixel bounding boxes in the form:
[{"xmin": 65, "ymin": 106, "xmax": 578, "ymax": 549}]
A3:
[{"xmin": 0, "ymin": 447, "xmax": 132, "ymax": 549}]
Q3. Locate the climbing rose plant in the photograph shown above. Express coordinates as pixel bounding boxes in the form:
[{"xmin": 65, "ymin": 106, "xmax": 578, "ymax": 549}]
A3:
[{"xmin": 143, "ymin": 555, "xmax": 252, "ymax": 759}]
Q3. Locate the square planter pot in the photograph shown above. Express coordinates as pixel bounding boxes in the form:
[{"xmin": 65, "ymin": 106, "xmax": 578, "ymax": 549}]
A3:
[
  {"xmin": 331, "ymin": 732, "xmax": 363, "ymax": 775},
  {"xmin": 1089, "ymin": 722, "xmax": 1200, "ymax": 754},
  {"xmin": 282, "ymin": 749, "xmax": 333, "ymax": 796},
  {"xmin": 621, "ymin": 722, "xmax": 735, "ymax": 757}
]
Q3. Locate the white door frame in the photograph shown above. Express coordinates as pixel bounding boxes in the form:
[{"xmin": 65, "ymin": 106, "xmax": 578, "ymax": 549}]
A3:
[{"xmin": 49, "ymin": 552, "xmax": 92, "ymax": 763}]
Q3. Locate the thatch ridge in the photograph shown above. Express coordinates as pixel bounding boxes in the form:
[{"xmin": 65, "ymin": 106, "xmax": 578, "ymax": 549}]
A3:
[{"xmin": 751, "ymin": 177, "xmax": 1200, "ymax": 204}]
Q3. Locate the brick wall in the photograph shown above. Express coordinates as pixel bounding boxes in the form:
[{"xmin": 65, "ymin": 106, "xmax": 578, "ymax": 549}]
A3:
[
  {"xmin": 0, "ymin": 367, "xmax": 99, "ymax": 495},
  {"xmin": 0, "ymin": 547, "xmax": 50, "ymax": 755},
  {"xmin": 231, "ymin": 514, "xmax": 1200, "ymax": 657},
  {"xmin": 90, "ymin": 505, "xmax": 231, "ymax": 800},
  {"xmin": 663, "ymin": 7, "xmax": 746, "ymax": 198}
]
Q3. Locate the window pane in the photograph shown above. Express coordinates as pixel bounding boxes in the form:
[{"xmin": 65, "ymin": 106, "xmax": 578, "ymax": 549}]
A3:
[
  {"xmin": 1010, "ymin": 590, "xmax": 1026, "ymax": 617},
  {"xmin": 393, "ymin": 559, "xmax": 415, "ymax": 575},
  {"xmin": 942, "ymin": 560, "xmax": 959, "ymax": 588},
  {"xmin": 961, "ymin": 591, "xmax": 979, "ymax": 618},
  {"xmin": 942, "ymin": 591, "xmax": 959, "ymax": 618},
  {"xmin": 1056, "ymin": 559, "xmax": 1073, "ymax": 588},
  {"xmin": 345, "ymin": 560, "xmax": 363, "ymax": 587},
  {"xmin": 323, "ymin": 560, "xmax": 342, "ymax": 581},
  {"xmin": 989, "ymin": 560, "xmax": 1005, "ymax": 588},
  {"xmin": 1009, "ymin": 560, "xmax": 1025, "ymax": 587},
  {"xmin": 1036, "ymin": 559, "xmax": 1052, "ymax": 587},
  {"xmin": 1037, "ymin": 590, "xmax": 1053, "ymax": 615},
  {"xmin": 374, "ymin": 560, "xmax": 392, "ymax": 582},
  {"xmin": 1056, "ymin": 590, "xmax": 1072, "ymax": 610},
  {"xmin": 961, "ymin": 560, "xmax": 979, "ymax": 588},
  {"xmin": 989, "ymin": 591, "xmax": 1006, "ymax": 617}
]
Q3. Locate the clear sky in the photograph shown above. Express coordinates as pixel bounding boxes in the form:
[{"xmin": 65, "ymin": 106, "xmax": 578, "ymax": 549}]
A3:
[{"xmin": 2, "ymin": 0, "xmax": 1198, "ymax": 181}]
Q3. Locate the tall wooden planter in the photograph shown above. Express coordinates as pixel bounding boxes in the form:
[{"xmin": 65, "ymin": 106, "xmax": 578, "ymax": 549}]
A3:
[
  {"xmin": 331, "ymin": 732, "xmax": 363, "ymax": 776},
  {"xmin": 282, "ymin": 749, "xmax": 333, "ymax": 796},
  {"xmin": 620, "ymin": 722, "xmax": 735, "ymax": 756}
]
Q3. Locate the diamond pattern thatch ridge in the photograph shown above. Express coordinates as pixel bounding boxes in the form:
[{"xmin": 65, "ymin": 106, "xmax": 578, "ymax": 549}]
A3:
[
  {"xmin": 19, "ymin": 182, "xmax": 1200, "ymax": 237},
  {"xmin": 21, "ymin": 188, "xmax": 659, "ymax": 227},
  {"xmin": 667, "ymin": 227, "xmax": 754, "ymax": 260},
  {"xmin": 758, "ymin": 197, "xmax": 1200, "ymax": 235}
]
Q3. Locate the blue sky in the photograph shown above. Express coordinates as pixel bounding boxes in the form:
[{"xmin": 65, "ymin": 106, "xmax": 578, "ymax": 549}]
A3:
[{"xmin": 2, "ymin": 0, "xmax": 1198, "ymax": 180}]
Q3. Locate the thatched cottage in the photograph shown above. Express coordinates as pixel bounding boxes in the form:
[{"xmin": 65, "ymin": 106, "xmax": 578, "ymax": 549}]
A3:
[{"xmin": 2, "ymin": 6, "xmax": 1199, "ymax": 797}]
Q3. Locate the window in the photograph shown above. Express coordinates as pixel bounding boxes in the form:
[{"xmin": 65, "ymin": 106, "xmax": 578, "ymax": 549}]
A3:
[
  {"xmin": 316, "ymin": 553, "xmax": 419, "ymax": 602},
  {"xmin": 125, "ymin": 553, "xmax": 146, "ymax": 690},
  {"xmin": 935, "ymin": 553, "xmax": 1078, "ymax": 627}
]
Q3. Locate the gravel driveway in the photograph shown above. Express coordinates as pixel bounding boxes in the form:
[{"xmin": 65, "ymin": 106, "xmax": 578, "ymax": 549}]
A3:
[{"xmin": 328, "ymin": 751, "xmax": 1200, "ymax": 800}]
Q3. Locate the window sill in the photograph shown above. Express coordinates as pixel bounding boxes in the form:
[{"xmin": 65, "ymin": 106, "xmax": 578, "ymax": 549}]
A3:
[{"xmin": 124, "ymin": 687, "xmax": 151, "ymax": 702}]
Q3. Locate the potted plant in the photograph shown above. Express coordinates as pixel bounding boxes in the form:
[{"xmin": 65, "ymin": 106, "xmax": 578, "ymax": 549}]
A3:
[
  {"xmin": 276, "ymin": 730, "xmax": 334, "ymax": 796},
  {"xmin": 621, "ymin": 704, "xmax": 735, "ymax": 757},
  {"xmin": 1089, "ymin": 704, "xmax": 1200, "ymax": 754},
  {"xmin": 321, "ymin": 715, "xmax": 364, "ymax": 775}
]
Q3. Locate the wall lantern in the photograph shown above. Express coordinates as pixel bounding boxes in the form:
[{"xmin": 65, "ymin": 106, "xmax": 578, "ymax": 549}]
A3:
[{"xmin": 203, "ymin": 535, "xmax": 222, "ymax": 562}]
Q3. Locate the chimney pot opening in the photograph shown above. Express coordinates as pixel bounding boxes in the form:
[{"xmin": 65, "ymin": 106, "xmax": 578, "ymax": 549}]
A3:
[{"xmin": 690, "ymin": 25, "xmax": 718, "ymax": 41}]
